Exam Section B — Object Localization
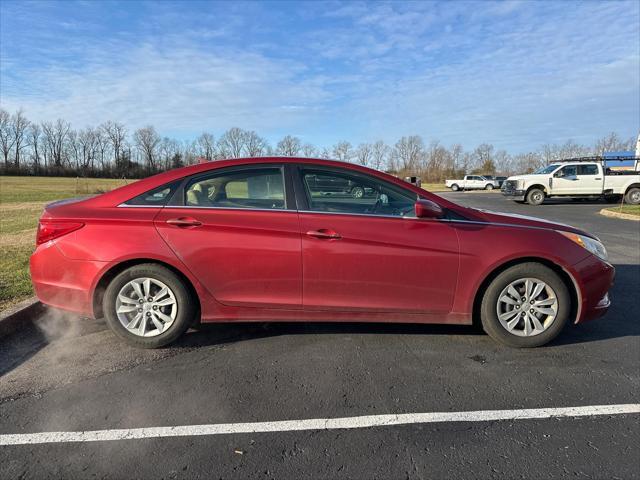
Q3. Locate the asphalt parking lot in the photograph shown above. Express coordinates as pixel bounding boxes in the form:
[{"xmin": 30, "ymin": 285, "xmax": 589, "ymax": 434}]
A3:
[{"xmin": 1, "ymin": 192, "xmax": 639, "ymax": 479}]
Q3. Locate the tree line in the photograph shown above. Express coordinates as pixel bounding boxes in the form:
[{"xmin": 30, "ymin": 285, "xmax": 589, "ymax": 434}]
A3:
[{"xmin": 0, "ymin": 108, "xmax": 636, "ymax": 182}]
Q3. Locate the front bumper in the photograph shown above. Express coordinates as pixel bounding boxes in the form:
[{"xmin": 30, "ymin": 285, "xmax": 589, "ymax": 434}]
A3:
[
  {"xmin": 571, "ymin": 255, "xmax": 615, "ymax": 323},
  {"xmin": 501, "ymin": 188, "xmax": 526, "ymax": 201}
]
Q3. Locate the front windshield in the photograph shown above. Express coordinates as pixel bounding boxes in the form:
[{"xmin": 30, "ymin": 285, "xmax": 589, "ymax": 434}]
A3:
[{"xmin": 533, "ymin": 164, "xmax": 560, "ymax": 174}]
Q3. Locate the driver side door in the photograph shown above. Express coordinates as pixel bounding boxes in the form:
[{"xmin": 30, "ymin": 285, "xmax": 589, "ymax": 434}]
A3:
[
  {"xmin": 295, "ymin": 166, "xmax": 459, "ymax": 313},
  {"xmin": 551, "ymin": 165, "xmax": 578, "ymax": 194}
]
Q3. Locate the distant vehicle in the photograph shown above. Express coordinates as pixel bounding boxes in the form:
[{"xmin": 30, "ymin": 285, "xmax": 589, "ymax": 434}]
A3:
[
  {"xmin": 305, "ymin": 173, "xmax": 369, "ymax": 198},
  {"xmin": 484, "ymin": 175, "xmax": 508, "ymax": 188},
  {"xmin": 502, "ymin": 157, "xmax": 640, "ymax": 205},
  {"xmin": 30, "ymin": 157, "xmax": 613, "ymax": 349},
  {"xmin": 445, "ymin": 175, "xmax": 499, "ymax": 191},
  {"xmin": 404, "ymin": 176, "xmax": 422, "ymax": 188}
]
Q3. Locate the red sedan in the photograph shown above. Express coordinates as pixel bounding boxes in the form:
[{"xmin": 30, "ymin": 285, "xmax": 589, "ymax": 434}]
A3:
[{"xmin": 30, "ymin": 157, "xmax": 614, "ymax": 348}]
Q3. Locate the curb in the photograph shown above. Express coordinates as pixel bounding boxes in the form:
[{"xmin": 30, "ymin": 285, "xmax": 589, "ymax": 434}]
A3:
[
  {"xmin": 0, "ymin": 297, "xmax": 45, "ymax": 337},
  {"xmin": 599, "ymin": 208, "xmax": 640, "ymax": 222}
]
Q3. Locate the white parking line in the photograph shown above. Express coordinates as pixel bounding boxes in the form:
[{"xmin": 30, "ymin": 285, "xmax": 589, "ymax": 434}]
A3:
[{"xmin": 1, "ymin": 404, "xmax": 638, "ymax": 446}]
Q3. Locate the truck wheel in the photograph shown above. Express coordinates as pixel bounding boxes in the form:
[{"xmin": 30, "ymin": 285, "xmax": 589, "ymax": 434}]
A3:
[
  {"xmin": 485, "ymin": 184, "xmax": 494, "ymax": 190},
  {"xmin": 526, "ymin": 188, "xmax": 545, "ymax": 205},
  {"xmin": 451, "ymin": 184, "xmax": 459, "ymax": 192},
  {"xmin": 625, "ymin": 187, "xmax": 640, "ymax": 205}
]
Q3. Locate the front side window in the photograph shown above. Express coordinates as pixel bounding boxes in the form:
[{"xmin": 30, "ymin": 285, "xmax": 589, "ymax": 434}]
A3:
[
  {"xmin": 558, "ymin": 165, "xmax": 577, "ymax": 177},
  {"xmin": 185, "ymin": 168, "xmax": 285, "ymax": 209},
  {"xmin": 301, "ymin": 168, "xmax": 416, "ymax": 217},
  {"xmin": 578, "ymin": 165, "xmax": 598, "ymax": 175},
  {"xmin": 535, "ymin": 164, "xmax": 560, "ymax": 174}
]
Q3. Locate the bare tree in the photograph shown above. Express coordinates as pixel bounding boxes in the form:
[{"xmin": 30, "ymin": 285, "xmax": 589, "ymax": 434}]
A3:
[
  {"xmin": 276, "ymin": 135, "xmax": 301, "ymax": 157},
  {"xmin": 195, "ymin": 132, "xmax": 215, "ymax": 160},
  {"xmin": 371, "ymin": 140, "xmax": 389, "ymax": 171},
  {"xmin": 392, "ymin": 136, "xmax": 424, "ymax": 171},
  {"xmin": 244, "ymin": 131, "xmax": 268, "ymax": 157},
  {"xmin": 77, "ymin": 127, "xmax": 98, "ymax": 171},
  {"xmin": 355, "ymin": 143, "xmax": 372, "ymax": 166},
  {"xmin": 101, "ymin": 121, "xmax": 127, "ymax": 170},
  {"xmin": 302, "ymin": 143, "xmax": 317, "ymax": 157},
  {"xmin": 10, "ymin": 110, "xmax": 30, "ymax": 168},
  {"xmin": 42, "ymin": 119, "xmax": 71, "ymax": 168},
  {"xmin": 332, "ymin": 141, "xmax": 353, "ymax": 162},
  {"xmin": 217, "ymin": 127, "xmax": 246, "ymax": 158},
  {"xmin": 28, "ymin": 123, "xmax": 42, "ymax": 172},
  {"xmin": 134, "ymin": 126, "xmax": 161, "ymax": 172},
  {"xmin": 0, "ymin": 108, "xmax": 14, "ymax": 168}
]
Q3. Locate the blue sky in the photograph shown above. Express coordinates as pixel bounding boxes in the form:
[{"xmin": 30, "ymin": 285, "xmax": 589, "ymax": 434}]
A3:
[{"xmin": 1, "ymin": 0, "xmax": 638, "ymax": 152}]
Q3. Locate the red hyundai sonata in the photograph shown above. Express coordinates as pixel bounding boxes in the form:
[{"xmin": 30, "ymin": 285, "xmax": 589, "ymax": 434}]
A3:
[{"xmin": 30, "ymin": 157, "xmax": 613, "ymax": 348}]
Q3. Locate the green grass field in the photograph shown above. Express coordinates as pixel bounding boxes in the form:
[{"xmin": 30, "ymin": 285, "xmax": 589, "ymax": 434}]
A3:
[
  {"xmin": 0, "ymin": 176, "xmax": 133, "ymax": 310},
  {"xmin": 603, "ymin": 205, "xmax": 640, "ymax": 216},
  {"xmin": 0, "ymin": 175, "xmax": 448, "ymax": 311}
]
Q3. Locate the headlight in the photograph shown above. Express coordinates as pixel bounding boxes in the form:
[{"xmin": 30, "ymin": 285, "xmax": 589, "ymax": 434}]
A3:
[
  {"xmin": 517, "ymin": 180, "xmax": 525, "ymax": 189},
  {"xmin": 558, "ymin": 231, "xmax": 608, "ymax": 261}
]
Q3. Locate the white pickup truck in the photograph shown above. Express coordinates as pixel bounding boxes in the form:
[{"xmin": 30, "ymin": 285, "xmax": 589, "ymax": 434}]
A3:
[
  {"xmin": 502, "ymin": 159, "xmax": 640, "ymax": 205},
  {"xmin": 445, "ymin": 175, "xmax": 499, "ymax": 191}
]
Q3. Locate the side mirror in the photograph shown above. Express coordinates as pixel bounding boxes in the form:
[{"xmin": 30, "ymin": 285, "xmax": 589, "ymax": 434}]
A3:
[{"xmin": 415, "ymin": 199, "xmax": 444, "ymax": 219}]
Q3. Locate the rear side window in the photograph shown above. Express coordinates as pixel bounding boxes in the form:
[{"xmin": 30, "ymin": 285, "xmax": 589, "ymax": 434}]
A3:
[
  {"xmin": 578, "ymin": 165, "xmax": 598, "ymax": 175},
  {"xmin": 185, "ymin": 168, "xmax": 285, "ymax": 210},
  {"xmin": 124, "ymin": 181, "xmax": 180, "ymax": 206}
]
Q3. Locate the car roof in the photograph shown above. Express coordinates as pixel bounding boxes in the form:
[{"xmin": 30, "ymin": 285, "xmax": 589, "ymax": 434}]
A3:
[{"xmin": 84, "ymin": 157, "xmax": 459, "ymax": 209}]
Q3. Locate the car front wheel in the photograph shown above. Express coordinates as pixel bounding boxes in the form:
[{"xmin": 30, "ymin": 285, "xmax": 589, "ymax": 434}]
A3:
[
  {"xmin": 485, "ymin": 184, "xmax": 494, "ymax": 190},
  {"xmin": 480, "ymin": 262, "xmax": 571, "ymax": 348},
  {"xmin": 103, "ymin": 263, "xmax": 196, "ymax": 348}
]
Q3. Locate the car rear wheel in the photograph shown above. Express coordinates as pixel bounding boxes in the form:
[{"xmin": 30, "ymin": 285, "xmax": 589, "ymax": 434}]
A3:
[
  {"xmin": 526, "ymin": 188, "xmax": 545, "ymax": 205},
  {"xmin": 480, "ymin": 262, "xmax": 570, "ymax": 348},
  {"xmin": 625, "ymin": 187, "xmax": 640, "ymax": 205},
  {"xmin": 485, "ymin": 184, "xmax": 494, "ymax": 190},
  {"xmin": 451, "ymin": 184, "xmax": 459, "ymax": 191},
  {"xmin": 103, "ymin": 263, "xmax": 196, "ymax": 348}
]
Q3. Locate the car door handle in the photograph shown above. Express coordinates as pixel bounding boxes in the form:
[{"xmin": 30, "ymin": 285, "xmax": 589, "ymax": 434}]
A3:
[
  {"xmin": 306, "ymin": 229, "xmax": 341, "ymax": 240},
  {"xmin": 595, "ymin": 178, "xmax": 602, "ymax": 180},
  {"xmin": 166, "ymin": 217, "xmax": 202, "ymax": 228}
]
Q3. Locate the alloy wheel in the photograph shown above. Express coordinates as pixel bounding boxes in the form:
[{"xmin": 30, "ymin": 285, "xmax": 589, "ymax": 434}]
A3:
[
  {"xmin": 496, "ymin": 277, "xmax": 558, "ymax": 337},
  {"xmin": 115, "ymin": 277, "xmax": 178, "ymax": 337}
]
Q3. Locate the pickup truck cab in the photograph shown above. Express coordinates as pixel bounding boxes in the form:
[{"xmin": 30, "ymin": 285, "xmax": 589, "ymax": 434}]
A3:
[
  {"xmin": 502, "ymin": 159, "xmax": 640, "ymax": 205},
  {"xmin": 445, "ymin": 175, "xmax": 499, "ymax": 191}
]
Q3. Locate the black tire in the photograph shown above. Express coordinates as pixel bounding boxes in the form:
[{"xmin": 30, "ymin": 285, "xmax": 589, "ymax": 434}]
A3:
[
  {"xmin": 526, "ymin": 188, "xmax": 545, "ymax": 205},
  {"xmin": 480, "ymin": 262, "xmax": 571, "ymax": 348},
  {"xmin": 625, "ymin": 187, "xmax": 640, "ymax": 205},
  {"xmin": 103, "ymin": 263, "xmax": 196, "ymax": 348},
  {"xmin": 351, "ymin": 186, "xmax": 365, "ymax": 199},
  {"xmin": 451, "ymin": 184, "xmax": 459, "ymax": 191},
  {"xmin": 485, "ymin": 184, "xmax": 494, "ymax": 190}
]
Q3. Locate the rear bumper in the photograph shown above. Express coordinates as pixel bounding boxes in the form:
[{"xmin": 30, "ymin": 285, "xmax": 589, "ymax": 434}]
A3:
[
  {"xmin": 571, "ymin": 255, "xmax": 615, "ymax": 323},
  {"xmin": 30, "ymin": 242, "xmax": 107, "ymax": 317}
]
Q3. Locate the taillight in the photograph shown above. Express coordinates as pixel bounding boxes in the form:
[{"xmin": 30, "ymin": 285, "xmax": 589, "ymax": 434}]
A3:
[{"xmin": 36, "ymin": 221, "xmax": 84, "ymax": 245}]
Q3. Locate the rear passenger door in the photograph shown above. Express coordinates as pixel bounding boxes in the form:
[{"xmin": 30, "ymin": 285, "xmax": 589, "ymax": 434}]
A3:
[
  {"xmin": 154, "ymin": 165, "xmax": 302, "ymax": 309},
  {"xmin": 576, "ymin": 164, "xmax": 602, "ymax": 194}
]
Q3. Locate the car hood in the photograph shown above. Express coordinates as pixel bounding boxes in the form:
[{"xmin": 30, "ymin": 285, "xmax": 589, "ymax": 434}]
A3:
[
  {"xmin": 463, "ymin": 208, "xmax": 595, "ymax": 239},
  {"xmin": 505, "ymin": 174, "xmax": 548, "ymax": 182}
]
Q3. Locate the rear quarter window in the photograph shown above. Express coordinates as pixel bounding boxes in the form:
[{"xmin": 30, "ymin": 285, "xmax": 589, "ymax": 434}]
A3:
[{"xmin": 124, "ymin": 181, "xmax": 181, "ymax": 206}]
